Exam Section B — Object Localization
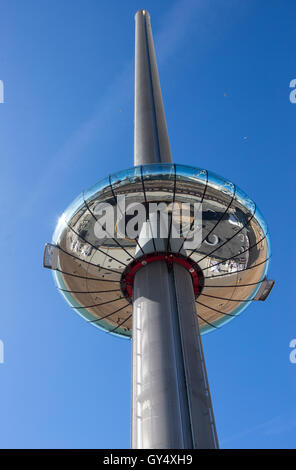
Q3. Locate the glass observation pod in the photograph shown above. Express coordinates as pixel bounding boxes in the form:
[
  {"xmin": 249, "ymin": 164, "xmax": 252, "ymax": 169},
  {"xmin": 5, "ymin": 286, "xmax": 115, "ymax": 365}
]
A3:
[{"xmin": 44, "ymin": 164, "xmax": 272, "ymax": 338}]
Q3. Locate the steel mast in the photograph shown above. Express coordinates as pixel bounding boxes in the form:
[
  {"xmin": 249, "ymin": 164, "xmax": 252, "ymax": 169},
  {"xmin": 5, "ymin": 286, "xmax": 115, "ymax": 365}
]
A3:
[{"xmin": 131, "ymin": 9, "xmax": 219, "ymax": 449}]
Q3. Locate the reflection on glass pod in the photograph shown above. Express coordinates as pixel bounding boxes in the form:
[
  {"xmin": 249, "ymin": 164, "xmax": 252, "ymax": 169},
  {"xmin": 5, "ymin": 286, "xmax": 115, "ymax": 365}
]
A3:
[{"xmin": 48, "ymin": 163, "xmax": 271, "ymax": 338}]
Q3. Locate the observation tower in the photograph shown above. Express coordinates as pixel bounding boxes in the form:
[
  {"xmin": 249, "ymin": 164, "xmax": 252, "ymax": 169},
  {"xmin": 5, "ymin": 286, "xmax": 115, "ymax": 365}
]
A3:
[{"xmin": 43, "ymin": 10, "xmax": 274, "ymax": 449}]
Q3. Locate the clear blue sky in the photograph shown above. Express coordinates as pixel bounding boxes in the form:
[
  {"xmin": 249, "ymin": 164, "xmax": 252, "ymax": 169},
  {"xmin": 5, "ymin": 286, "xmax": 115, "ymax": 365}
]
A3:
[{"xmin": 0, "ymin": 0, "xmax": 295, "ymax": 449}]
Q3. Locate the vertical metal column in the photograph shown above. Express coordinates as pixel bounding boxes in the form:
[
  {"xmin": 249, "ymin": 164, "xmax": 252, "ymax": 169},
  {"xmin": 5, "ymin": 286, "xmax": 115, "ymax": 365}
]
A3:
[
  {"xmin": 134, "ymin": 9, "xmax": 172, "ymax": 165},
  {"xmin": 131, "ymin": 9, "xmax": 218, "ymax": 449}
]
